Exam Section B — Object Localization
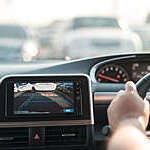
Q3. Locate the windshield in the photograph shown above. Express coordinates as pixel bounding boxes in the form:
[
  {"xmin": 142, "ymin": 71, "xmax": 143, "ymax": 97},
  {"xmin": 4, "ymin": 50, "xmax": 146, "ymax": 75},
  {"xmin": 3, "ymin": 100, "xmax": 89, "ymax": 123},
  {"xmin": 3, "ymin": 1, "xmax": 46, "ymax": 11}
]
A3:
[{"xmin": 0, "ymin": 0, "xmax": 150, "ymax": 63}]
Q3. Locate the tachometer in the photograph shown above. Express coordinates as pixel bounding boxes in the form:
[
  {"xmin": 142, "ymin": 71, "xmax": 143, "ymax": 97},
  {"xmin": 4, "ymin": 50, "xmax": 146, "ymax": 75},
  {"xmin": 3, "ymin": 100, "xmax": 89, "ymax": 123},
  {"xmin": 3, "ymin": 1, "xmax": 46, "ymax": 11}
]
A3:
[{"xmin": 96, "ymin": 64, "xmax": 129, "ymax": 83}]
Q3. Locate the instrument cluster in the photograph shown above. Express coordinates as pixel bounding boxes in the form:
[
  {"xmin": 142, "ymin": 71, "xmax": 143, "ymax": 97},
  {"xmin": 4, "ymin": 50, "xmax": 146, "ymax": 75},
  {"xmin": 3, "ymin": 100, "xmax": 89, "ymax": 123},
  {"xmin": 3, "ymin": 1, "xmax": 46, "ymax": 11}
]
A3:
[
  {"xmin": 95, "ymin": 62, "xmax": 150, "ymax": 83},
  {"xmin": 96, "ymin": 64, "xmax": 129, "ymax": 83}
]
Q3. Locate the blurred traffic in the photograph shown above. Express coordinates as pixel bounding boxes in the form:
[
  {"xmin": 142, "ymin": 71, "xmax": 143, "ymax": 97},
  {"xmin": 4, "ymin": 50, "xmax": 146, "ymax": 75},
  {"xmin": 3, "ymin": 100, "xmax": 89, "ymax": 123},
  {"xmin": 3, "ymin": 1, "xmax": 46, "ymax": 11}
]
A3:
[
  {"xmin": 0, "ymin": 24, "xmax": 39, "ymax": 62},
  {"xmin": 0, "ymin": 0, "xmax": 150, "ymax": 62},
  {"xmin": 37, "ymin": 16, "xmax": 143, "ymax": 60}
]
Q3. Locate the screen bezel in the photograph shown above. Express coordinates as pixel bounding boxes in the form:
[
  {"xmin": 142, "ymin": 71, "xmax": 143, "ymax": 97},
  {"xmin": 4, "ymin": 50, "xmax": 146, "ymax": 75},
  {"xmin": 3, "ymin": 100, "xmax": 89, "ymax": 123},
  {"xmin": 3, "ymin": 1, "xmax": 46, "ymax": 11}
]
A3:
[{"xmin": 4, "ymin": 75, "xmax": 89, "ymax": 120}]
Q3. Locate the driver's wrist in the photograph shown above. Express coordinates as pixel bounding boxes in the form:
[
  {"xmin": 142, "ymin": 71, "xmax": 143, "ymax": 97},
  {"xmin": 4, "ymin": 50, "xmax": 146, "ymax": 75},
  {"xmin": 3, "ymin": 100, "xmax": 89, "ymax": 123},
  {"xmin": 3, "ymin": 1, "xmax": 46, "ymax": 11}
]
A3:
[{"xmin": 117, "ymin": 118, "xmax": 146, "ymax": 133}]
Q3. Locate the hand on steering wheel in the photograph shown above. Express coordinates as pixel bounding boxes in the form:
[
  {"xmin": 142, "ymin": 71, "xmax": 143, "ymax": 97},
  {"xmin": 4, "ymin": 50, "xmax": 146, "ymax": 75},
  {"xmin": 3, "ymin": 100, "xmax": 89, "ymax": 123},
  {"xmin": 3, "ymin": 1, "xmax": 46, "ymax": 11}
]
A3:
[{"xmin": 107, "ymin": 81, "xmax": 149, "ymax": 131}]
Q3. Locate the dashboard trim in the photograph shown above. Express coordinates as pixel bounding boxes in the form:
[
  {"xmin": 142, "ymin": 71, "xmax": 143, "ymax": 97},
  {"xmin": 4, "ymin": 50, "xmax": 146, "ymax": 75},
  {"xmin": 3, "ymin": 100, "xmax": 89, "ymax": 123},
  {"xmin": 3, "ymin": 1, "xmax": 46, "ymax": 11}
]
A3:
[
  {"xmin": 0, "ymin": 120, "xmax": 92, "ymax": 128},
  {"xmin": 94, "ymin": 92, "xmax": 117, "ymax": 104},
  {"xmin": 94, "ymin": 91, "xmax": 150, "ymax": 104}
]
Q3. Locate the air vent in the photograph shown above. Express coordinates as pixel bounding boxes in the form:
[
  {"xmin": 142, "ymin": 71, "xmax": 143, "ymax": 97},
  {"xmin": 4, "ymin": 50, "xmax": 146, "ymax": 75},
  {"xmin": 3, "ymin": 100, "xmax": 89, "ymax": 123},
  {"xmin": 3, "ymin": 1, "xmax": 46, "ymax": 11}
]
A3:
[
  {"xmin": 45, "ymin": 126, "xmax": 87, "ymax": 145},
  {"xmin": 0, "ymin": 127, "xmax": 28, "ymax": 149}
]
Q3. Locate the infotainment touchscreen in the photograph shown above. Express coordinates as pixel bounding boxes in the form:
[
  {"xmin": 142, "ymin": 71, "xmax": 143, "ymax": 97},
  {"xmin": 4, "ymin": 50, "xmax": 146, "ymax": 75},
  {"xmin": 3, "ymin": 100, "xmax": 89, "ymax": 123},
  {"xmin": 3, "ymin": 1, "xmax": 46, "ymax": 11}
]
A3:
[
  {"xmin": 4, "ymin": 75, "xmax": 90, "ymax": 120},
  {"xmin": 13, "ymin": 81, "xmax": 75, "ymax": 115}
]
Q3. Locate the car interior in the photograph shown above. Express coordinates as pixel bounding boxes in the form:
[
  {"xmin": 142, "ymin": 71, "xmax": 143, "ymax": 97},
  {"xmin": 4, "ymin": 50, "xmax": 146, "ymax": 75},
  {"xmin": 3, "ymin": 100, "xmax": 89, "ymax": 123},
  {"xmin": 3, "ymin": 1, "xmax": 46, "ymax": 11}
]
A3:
[
  {"xmin": 0, "ymin": 0, "xmax": 150, "ymax": 150},
  {"xmin": 0, "ymin": 53, "xmax": 150, "ymax": 150}
]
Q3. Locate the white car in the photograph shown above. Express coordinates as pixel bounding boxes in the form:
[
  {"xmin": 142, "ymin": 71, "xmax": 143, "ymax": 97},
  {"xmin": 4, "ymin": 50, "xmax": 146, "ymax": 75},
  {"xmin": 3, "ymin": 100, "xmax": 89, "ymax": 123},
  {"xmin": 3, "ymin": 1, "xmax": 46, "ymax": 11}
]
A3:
[
  {"xmin": 130, "ymin": 24, "xmax": 150, "ymax": 50},
  {"xmin": 63, "ymin": 27, "xmax": 142, "ymax": 59},
  {"xmin": 0, "ymin": 24, "xmax": 39, "ymax": 62},
  {"xmin": 62, "ymin": 16, "xmax": 142, "ymax": 59},
  {"xmin": 34, "ymin": 83, "xmax": 57, "ymax": 91}
]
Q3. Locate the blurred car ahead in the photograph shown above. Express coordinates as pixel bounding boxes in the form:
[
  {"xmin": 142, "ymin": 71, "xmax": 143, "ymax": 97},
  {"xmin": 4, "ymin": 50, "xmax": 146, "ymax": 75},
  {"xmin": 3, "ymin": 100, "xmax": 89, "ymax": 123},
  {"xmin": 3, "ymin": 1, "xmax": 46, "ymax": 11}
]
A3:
[
  {"xmin": 62, "ymin": 16, "xmax": 142, "ymax": 59},
  {"xmin": 36, "ymin": 20, "xmax": 68, "ymax": 58},
  {"xmin": 130, "ymin": 24, "xmax": 150, "ymax": 51},
  {"xmin": 0, "ymin": 24, "xmax": 39, "ymax": 62}
]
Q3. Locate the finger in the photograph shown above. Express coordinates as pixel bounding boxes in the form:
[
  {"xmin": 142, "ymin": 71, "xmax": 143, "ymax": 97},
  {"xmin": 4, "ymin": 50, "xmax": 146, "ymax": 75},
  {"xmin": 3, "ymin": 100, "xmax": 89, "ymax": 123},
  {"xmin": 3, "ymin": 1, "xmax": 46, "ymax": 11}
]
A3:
[
  {"xmin": 108, "ymin": 90, "xmax": 125, "ymax": 113},
  {"xmin": 114, "ymin": 90, "xmax": 124, "ymax": 100},
  {"xmin": 125, "ymin": 81, "xmax": 137, "ymax": 93},
  {"xmin": 109, "ymin": 90, "xmax": 124, "ymax": 108},
  {"xmin": 143, "ymin": 99, "xmax": 150, "ymax": 128},
  {"xmin": 118, "ymin": 90, "xmax": 124, "ymax": 94},
  {"xmin": 144, "ymin": 98, "xmax": 150, "ymax": 114}
]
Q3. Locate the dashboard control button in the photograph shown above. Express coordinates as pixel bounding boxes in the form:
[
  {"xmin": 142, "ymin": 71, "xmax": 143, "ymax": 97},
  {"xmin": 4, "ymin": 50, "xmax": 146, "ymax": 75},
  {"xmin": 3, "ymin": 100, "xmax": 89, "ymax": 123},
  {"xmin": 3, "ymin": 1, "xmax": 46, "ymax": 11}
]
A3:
[
  {"xmin": 76, "ymin": 96, "xmax": 80, "ymax": 101},
  {"xmin": 76, "ymin": 90, "xmax": 80, "ymax": 95},
  {"xmin": 75, "ymin": 82, "xmax": 81, "ymax": 88},
  {"xmin": 29, "ymin": 127, "xmax": 45, "ymax": 145},
  {"xmin": 34, "ymin": 133, "xmax": 40, "ymax": 140}
]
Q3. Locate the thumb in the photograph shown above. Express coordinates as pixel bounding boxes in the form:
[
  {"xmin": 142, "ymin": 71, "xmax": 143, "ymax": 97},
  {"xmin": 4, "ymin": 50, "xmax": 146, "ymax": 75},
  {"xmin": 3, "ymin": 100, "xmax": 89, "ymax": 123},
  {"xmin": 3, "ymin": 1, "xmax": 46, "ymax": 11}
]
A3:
[{"xmin": 125, "ymin": 81, "xmax": 137, "ymax": 93}]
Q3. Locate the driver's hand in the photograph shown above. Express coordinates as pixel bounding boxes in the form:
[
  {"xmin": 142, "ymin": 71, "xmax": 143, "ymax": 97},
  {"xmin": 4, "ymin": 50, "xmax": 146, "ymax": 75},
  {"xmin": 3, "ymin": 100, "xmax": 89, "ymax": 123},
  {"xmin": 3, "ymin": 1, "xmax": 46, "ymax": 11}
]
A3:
[{"xmin": 107, "ymin": 81, "xmax": 149, "ymax": 131}]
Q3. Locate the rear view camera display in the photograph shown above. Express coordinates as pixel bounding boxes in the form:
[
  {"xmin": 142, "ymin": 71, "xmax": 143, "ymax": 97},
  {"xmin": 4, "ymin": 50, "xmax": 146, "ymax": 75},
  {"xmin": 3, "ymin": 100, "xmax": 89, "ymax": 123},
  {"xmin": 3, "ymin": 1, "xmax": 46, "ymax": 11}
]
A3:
[{"xmin": 14, "ymin": 82, "xmax": 74, "ymax": 114}]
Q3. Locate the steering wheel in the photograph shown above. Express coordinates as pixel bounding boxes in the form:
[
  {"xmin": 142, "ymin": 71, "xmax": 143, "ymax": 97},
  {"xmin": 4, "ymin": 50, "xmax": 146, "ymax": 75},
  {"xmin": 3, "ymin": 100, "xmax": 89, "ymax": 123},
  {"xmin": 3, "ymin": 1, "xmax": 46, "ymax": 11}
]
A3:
[{"xmin": 136, "ymin": 73, "xmax": 150, "ymax": 99}]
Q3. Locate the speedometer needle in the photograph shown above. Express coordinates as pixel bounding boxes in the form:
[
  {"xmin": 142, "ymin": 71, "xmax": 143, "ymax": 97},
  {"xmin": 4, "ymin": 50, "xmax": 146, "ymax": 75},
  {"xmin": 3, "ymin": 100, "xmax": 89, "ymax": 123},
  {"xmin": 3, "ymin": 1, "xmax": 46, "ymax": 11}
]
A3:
[{"xmin": 98, "ymin": 74, "xmax": 119, "ymax": 83}]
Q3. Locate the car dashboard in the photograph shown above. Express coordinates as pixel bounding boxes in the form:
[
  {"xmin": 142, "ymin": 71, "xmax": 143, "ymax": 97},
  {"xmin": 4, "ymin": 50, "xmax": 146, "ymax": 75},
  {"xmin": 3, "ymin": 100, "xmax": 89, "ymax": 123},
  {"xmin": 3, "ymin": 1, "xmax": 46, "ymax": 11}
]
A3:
[{"xmin": 0, "ymin": 53, "xmax": 150, "ymax": 150}]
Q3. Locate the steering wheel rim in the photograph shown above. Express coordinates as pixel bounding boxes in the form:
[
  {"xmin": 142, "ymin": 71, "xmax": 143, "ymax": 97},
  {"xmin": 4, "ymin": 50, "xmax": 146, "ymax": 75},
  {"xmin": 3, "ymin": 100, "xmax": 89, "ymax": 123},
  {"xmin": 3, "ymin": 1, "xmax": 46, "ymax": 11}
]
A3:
[{"xmin": 136, "ymin": 73, "xmax": 150, "ymax": 99}]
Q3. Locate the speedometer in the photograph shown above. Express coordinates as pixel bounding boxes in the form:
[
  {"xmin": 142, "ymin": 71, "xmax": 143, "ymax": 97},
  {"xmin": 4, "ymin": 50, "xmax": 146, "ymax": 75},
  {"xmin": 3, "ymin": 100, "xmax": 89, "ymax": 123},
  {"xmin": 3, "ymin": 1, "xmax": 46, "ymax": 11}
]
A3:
[{"xmin": 96, "ymin": 64, "xmax": 129, "ymax": 83}]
